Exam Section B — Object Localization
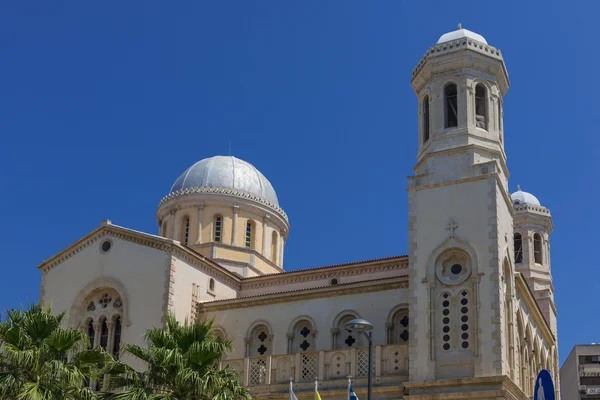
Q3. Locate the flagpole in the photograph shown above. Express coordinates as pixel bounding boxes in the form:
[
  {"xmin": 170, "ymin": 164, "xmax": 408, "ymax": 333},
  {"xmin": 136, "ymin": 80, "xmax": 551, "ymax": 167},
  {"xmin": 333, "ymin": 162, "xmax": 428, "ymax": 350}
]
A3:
[
  {"xmin": 347, "ymin": 375, "xmax": 352, "ymax": 400},
  {"xmin": 290, "ymin": 377, "xmax": 293, "ymax": 400},
  {"xmin": 314, "ymin": 376, "xmax": 318, "ymax": 400}
]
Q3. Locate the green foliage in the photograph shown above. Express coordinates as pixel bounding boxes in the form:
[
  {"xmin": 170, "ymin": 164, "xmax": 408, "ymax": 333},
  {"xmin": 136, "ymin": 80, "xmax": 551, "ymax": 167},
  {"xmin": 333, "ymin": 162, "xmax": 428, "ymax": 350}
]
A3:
[
  {"xmin": 103, "ymin": 315, "xmax": 250, "ymax": 400},
  {"xmin": 0, "ymin": 304, "xmax": 112, "ymax": 400}
]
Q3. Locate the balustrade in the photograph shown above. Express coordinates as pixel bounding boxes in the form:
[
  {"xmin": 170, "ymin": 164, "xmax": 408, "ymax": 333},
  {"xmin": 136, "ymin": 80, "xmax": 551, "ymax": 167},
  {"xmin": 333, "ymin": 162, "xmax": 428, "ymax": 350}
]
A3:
[{"xmin": 221, "ymin": 344, "xmax": 408, "ymax": 387}]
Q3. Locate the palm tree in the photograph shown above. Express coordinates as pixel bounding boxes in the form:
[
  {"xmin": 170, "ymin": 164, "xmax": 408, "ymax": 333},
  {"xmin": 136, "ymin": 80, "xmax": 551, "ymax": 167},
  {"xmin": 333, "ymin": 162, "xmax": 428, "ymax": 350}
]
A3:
[
  {"xmin": 104, "ymin": 315, "xmax": 250, "ymax": 400},
  {"xmin": 0, "ymin": 303, "xmax": 113, "ymax": 400}
]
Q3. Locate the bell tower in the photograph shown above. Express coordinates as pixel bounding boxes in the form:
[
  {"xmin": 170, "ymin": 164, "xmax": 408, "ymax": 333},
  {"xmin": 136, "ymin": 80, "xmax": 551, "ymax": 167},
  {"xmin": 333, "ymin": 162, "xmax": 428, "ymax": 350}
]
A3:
[{"xmin": 407, "ymin": 25, "xmax": 513, "ymax": 383}]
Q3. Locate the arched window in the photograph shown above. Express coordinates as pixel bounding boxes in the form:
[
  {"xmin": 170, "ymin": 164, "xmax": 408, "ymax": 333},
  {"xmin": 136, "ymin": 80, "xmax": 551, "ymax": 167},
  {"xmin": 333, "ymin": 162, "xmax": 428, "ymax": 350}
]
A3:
[
  {"xmin": 181, "ymin": 215, "xmax": 190, "ymax": 246},
  {"xmin": 514, "ymin": 233, "xmax": 523, "ymax": 264},
  {"xmin": 245, "ymin": 220, "xmax": 254, "ymax": 249},
  {"xmin": 336, "ymin": 314, "xmax": 362, "ymax": 349},
  {"xmin": 534, "ymin": 233, "xmax": 543, "ymax": 264},
  {"xmin": 331, "ymin": 278, "xmax": 338, "ymax": 286},
  {"xmin": 292, "ymin": 320, "xmax": 315, "ymax": 353},
  {"xmin": 388, "ymin": 308, "xmax": 409, "ymax": 344},
  {"xmin": 271, "ymin": 231, "xmax": 278, "ymax": 263},
  {"xmin": 423, "ymin": 95, "xmax": 430, "ymax": 143},
  {"xmin": 100, "ymin": 318, "xmax": 109, "ymax": 350},
  {"xmin": 213, "ymin": 215, "xmax": 223, "ymax": 242},
  {"xmin": 87, "ymin": 319, "xmax": 95, "ymax": 349},
  {"xmin": 249, "ymin": 325, "xmax": 271, "ymax": 357},
  {"xmin": 444, "ymin": 83, "xmax": 458, "ymax": 128},
  {"xmin": 112, "ymin": 316, "xmax": 121, "ymax": 358},
  {"xmin": 475, "ymin": 84, "xmax": 487, "ymax": 130},
  {"xmin": 209, "ymin": 278, "xmax": 215, "ymax": 292}
]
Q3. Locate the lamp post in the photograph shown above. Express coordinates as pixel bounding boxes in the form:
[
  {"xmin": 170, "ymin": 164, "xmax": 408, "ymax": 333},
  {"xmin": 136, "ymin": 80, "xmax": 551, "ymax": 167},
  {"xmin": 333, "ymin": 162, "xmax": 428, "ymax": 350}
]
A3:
[{"xmin": 344, "ymin": 318, "xmax": 374, "ymax": 400}]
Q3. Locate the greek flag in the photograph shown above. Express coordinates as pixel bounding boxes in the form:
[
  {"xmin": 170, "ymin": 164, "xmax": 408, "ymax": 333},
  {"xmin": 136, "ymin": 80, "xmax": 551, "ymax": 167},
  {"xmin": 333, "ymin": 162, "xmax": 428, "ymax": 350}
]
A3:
[{"xmin": 349, "ymin": 385, "xmax": 358, "ymax": 400}]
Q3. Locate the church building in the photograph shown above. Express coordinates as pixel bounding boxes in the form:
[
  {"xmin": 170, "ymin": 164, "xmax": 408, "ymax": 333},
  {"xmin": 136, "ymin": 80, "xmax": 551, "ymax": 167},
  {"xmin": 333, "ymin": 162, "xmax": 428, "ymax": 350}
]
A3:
[{"xmin": 38, "ymin": 26, "xmax": 560, "ymax": 399}]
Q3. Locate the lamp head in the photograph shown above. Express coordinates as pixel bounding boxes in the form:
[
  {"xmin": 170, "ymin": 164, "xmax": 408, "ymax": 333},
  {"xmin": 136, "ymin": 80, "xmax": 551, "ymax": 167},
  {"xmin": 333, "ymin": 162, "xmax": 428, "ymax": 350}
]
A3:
[{"xmin": 344, "ymin": 318, "xmax": 374, "ymax": 332}]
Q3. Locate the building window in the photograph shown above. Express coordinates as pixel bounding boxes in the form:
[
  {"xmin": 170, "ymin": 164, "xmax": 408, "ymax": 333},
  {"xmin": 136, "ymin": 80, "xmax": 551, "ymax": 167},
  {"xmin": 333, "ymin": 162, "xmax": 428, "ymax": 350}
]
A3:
[
  {"xmin": 441, "ymin": 293, "xmax": 451, "ymax": 351},
  {"xmin": 445, "ymin": 84, "xmax": 458, "ymax": 128},
  {"xmin": 214, "ymin": 215, "xmax": 223, "ymax": 242},
  {"xmin": 423, "ymin": 95, "xmax": 430, "ymax": 143},
  {"xmin": 249, "ymin": 325, "xmax": 271, "ymax": 357},
  {"xmin": 271, "ymin": 231, "xmax": 278, "ymax": 263},
  {"xmin": 245, "ymin": 221, "xmax": 254, "ymax": 249},
  {"xmin": 331, "ymin": 278, "xmax": 338, "ymax": 285},
  {"xmin": 475, "ymin": 84, "xmax": 487, "ymax": 130},
  {"xmin": 181, "ymin": 215, "xmax": 190, "ymax": 246},
  {"xmin": 100, "ymin": 318, "xmax": 109, "ymax": 349},
  {"xmin": 87, "ymin": 319, "xmax": 95, "ymax": 349},
  {"xmin": 389, "ymin": 309, "xmax": 409, "ymax": 344},
  {"xmin": 209, "ymin": 278, "xmax": 215, "ymax": 292},
  {"xmin": 112, "ymin": 316, "xmax": 121, "ymax": 358},
  {"xmin": 292, "ymin": 320, "xmax": 315, "ymax": 353},
  {"xmin": 514, "ymin": 233, "xmax": 523, "ymax": 264},
  {"xmin": 580, "ymin": 355, "xmax": 600, "ymax": 364},
  {"xmin": 534, "ymin": 233, "xmax": 543, "ymax": 264}
]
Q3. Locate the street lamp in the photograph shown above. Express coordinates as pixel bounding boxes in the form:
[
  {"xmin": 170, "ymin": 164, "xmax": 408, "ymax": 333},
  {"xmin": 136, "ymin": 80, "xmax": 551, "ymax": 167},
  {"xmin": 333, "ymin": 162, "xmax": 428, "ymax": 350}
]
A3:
[{"xmin": 344, "ymin": 319, "xmax": 374, "ymax": 400}]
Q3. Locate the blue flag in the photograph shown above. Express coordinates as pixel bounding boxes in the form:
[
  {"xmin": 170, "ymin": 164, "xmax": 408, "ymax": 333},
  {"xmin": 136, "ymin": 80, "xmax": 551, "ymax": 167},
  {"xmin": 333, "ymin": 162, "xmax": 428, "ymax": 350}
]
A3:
[{"xmin": 349, "ymin": 385, "xmax": 359, "ymax": 400}]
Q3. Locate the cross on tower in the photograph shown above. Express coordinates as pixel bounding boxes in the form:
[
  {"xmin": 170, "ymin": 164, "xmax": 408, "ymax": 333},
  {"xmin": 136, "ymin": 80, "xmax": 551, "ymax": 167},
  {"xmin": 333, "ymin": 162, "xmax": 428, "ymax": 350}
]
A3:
[{"xmin": 446, "ymin": 219, "xmax": 458, "ymax": 238}]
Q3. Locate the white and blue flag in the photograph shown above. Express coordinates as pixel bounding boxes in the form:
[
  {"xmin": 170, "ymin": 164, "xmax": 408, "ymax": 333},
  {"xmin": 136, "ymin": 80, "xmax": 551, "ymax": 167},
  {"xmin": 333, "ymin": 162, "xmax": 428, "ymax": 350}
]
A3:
[
  {"xmin": 347, "ymin": 376, "xmax": 359, "ymax": 400},
  {"xmin": 348, "ymin": 384, "xmax": 359, "ymax": 400}
]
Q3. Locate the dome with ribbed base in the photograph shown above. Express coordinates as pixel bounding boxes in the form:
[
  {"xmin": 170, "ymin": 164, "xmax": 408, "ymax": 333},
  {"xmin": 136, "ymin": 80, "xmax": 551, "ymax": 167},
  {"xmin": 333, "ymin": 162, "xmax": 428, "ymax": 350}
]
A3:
[{"xmin": 170, "ymin": 156, "xmax": 279, "ymax": 206}]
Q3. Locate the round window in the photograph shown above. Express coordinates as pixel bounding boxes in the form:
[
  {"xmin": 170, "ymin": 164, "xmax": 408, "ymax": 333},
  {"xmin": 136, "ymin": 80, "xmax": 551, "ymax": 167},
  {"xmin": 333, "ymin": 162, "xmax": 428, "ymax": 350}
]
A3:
[
  {"xmin": 100, "ymin": 240, "xmax": 112, "ymax": 253},
  {"xmin": 451, "ymin": 264, "xmax": 462, "ymax": 275}
]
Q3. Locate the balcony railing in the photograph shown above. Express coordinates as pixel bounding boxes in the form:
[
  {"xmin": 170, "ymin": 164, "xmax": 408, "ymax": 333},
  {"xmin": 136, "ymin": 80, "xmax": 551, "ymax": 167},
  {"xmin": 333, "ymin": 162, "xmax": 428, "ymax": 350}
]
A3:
[{"xmin": 221, "ymin": 344, "xmax": 408, "ymax": 387}]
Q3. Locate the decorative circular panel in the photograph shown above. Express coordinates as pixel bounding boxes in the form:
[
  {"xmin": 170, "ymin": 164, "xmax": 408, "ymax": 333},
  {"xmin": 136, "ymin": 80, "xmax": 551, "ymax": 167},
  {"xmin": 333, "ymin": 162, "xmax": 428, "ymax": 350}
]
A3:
[{"xmin": 436, "ymin": 250, "xmax": 471, "ymax": 285}]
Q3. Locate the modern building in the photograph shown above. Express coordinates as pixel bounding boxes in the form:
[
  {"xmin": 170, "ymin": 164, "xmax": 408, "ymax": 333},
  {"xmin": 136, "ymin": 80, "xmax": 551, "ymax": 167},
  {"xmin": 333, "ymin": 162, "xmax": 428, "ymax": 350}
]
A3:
[
  {"xmin": 561, "ymin": 345, "xmax": 600, "ymax": 399},
  {"xmin": 38, "ymin": 26, "xmax": 560, "ymax": 399}
]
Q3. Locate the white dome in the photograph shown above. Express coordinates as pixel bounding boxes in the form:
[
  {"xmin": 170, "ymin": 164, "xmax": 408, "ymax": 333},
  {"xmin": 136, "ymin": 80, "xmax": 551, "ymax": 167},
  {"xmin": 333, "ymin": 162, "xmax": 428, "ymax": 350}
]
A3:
[
  {"xmin": 170, "ymin": 156, "xmax": 279, "ymax": 205},
  {"xmin": 437, "ymin": 27, "xmax": 487, "ymax": 44},
  {"xmin": 511, "ymin": 187, "xmax": 541, "ymax": 206}
]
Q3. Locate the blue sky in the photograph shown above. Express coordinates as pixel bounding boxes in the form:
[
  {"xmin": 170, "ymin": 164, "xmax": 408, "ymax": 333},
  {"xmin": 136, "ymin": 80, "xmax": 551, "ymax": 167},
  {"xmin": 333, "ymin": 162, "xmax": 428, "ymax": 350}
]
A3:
[{"xmin": 0, "ymin": 1, "xmax": 597, "ymax": 366}]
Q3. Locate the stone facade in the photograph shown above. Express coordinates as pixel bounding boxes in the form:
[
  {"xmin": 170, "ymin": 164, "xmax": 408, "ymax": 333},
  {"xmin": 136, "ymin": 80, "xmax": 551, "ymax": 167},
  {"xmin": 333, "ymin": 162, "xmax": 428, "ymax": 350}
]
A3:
[{"xmin": 37, "ymin": 26, "xmax": 559, "ymax": 399}]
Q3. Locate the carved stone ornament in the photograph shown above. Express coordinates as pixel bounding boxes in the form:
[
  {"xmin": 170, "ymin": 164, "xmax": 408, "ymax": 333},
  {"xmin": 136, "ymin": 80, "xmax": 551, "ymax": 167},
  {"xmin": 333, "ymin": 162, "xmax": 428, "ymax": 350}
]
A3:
[{"xmin": 435, "ymin": 249, "xmax": 471, "ymax": 285}]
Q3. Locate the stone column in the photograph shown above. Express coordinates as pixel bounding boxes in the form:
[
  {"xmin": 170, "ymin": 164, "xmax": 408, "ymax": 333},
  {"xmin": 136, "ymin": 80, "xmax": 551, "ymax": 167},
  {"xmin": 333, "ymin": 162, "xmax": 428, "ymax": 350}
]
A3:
[
  {"xmin": 168, "ymin": 208, "xmax": 176, "ymax": 239},
  {"xmin": 93, "ymin": 322, "xmax": 102, "ymax": 348},
  {"xmin": 231, "ymin": 205, "xmax": 239, "ymax": 246},
  {"xmin": 287, "ymin": 333, "xmax": 294, "ymax": 354},
  {"xmin": 195, "ymin": 203, "xmax": 204, "ymax": 245},
  {"xmin": 106, "ymin": 320, "xmax": 115, "ymax": 354},
  {"xmin": 244, "ymin": 338, "xmax": 252, "ymax": 358},
  {"xmin": 331, "ymin": 328, "xmax": 339, "ymax": 350},
  {"xmin": 262, "ymin": 215, "xmax": 270, "ymax": 256},
  {"xmin": 279, "ymin": 236, "xmax": 285, "ymax": 267}
]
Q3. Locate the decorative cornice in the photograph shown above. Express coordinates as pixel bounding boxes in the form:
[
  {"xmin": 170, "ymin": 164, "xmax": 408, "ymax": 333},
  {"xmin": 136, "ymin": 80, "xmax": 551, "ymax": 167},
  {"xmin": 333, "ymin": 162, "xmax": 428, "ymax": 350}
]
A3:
[
  {"xmin": 240, "ymin": 259, "xmax": 407, "ymax": 290},
  {"xmin": 412, "ymin": 37, "xmax": 503, "ymax": 78},
  {"xmin": 158, "ymin": 186, "xmax": 288, "ymax": 221},
  {"xmin": 198, "ymin": 277, "xmax": 408, "ymax": 312},
  {"xmin": 37, "ymin": 223, "xmax": 243, "ymax": 289}
]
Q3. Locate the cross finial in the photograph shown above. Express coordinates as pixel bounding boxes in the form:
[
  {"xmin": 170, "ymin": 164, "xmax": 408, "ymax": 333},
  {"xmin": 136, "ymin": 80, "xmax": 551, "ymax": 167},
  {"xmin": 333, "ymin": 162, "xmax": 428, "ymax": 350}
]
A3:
[
  {"xmin": 446, "ymin": 219, "xmax": 458, "ymax": 238},
  {"xmin": 457, "ymin": 23, "xmax": 462, "ymax": 30}
]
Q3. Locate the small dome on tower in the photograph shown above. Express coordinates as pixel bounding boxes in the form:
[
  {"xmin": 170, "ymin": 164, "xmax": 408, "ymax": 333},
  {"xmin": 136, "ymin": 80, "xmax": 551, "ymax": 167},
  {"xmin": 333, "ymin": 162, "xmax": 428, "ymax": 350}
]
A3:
[
  {"xmin": 170, "ymin": 156, "xmax": 279, "ymax": 206},
  {"xmin": 437, "ymin": 24, "xmax": 488, "ymax": 44},
  {"xmin": 511, "ymin": 186, "xmax": 541, "ymax": 206}
]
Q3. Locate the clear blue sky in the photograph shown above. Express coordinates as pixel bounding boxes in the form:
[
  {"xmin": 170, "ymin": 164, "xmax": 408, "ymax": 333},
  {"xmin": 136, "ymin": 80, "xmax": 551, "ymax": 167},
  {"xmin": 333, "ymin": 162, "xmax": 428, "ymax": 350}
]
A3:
[{"xmin": 0, "ymin": 1, "xmax": 597, "ymax": 366}]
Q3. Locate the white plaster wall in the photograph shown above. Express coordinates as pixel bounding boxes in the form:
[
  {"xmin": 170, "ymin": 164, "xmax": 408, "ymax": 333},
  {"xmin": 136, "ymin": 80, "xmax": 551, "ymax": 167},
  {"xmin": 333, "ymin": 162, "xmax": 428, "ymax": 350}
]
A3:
[
  {"xmin": 41, "ymin": 236, "xmax": 170, "ymax": 367},
  {"xmin": 409, "ymin": 178, "xmax": 505, "ymax": 381},
  {"xmin": 204, "ymin": 287, "xmax": 408, "ymax": 359},
  {"xmin": 170, "ymin": 255, "xmax": 239, "ymax": 323}
]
